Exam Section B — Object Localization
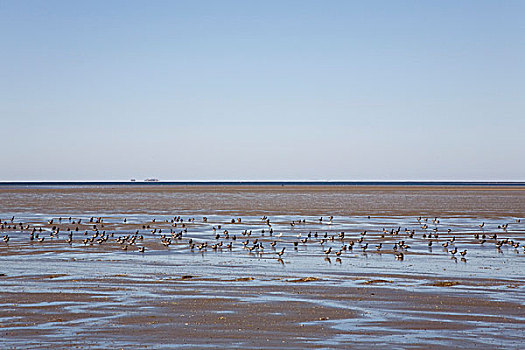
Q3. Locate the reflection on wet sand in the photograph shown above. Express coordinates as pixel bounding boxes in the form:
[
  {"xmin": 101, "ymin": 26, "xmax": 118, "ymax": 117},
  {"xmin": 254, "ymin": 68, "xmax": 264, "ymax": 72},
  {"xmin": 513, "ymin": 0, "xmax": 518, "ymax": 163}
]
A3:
[{"xmin": 1, "ymin": 185, "xmax": 524, "ymax": 349}]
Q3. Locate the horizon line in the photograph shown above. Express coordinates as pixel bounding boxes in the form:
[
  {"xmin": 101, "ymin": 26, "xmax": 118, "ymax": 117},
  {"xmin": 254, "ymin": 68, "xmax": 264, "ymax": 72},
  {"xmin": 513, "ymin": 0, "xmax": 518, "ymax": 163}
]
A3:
[{"xmin": 1, "ymin": 180, "xmax": 525, "ymax": 185}]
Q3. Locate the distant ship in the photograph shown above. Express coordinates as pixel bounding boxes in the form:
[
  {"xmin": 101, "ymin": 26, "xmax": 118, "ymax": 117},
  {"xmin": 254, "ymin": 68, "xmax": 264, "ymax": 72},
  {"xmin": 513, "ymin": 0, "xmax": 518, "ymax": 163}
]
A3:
[
  {"xmin": 144, "ymin": 178, "xmax": 159, "ymax": 182},
  {"xmin": 130, "ymin": 179, "xmax": 136, "ymax": 182}
]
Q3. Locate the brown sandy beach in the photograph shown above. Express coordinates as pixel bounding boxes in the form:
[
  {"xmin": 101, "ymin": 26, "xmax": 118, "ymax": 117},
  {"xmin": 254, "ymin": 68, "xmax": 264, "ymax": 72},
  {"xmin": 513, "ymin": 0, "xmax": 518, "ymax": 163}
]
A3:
[
  {"xmin": 2, "ymin": 184, "xmax": 524, "ymax": 217},
  {"xmin": 1, "ymin": 185, "xmax": 524, "ymax": 349}
]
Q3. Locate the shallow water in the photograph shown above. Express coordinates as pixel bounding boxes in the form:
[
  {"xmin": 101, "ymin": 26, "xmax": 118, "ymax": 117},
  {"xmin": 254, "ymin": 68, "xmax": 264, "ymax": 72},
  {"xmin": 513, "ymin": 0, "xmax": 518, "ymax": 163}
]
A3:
[{"xmin": 1, "ymin": 185, "xmax": 524, "ymax": 349}]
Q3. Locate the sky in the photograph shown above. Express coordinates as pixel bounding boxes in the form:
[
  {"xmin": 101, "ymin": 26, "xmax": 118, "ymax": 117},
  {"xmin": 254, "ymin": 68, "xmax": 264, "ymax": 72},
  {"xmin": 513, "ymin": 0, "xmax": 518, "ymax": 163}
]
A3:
[{"xmin": 1, "ymin": 0, "xmax": 524, "ymax": 181}]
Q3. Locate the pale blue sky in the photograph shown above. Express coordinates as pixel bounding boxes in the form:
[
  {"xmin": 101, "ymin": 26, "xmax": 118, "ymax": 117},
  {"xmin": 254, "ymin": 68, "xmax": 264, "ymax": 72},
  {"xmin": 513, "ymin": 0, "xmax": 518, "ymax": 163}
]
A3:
[{"xmin": 1, "ymin": 0, "xmax": 524, "ymax": 181}]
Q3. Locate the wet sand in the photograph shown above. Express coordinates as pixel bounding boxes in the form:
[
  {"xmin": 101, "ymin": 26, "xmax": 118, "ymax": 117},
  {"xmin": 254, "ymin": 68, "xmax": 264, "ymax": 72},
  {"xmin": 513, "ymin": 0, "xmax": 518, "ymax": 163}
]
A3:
[{"xmin": 1, "ymin": 185, "xmax": 524, "ymax": 349}]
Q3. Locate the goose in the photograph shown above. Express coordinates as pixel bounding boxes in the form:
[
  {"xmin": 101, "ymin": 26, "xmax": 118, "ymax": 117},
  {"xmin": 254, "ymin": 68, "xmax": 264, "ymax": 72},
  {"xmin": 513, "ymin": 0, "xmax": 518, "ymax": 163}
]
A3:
[{"xmin": 277, "ymin": 247, "xmax": 285, "ymax": 257}]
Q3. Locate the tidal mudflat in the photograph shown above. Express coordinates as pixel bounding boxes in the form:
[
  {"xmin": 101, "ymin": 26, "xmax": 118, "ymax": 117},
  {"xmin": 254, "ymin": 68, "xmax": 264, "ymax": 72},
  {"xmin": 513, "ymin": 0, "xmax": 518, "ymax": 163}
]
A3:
[{"xmin": 1, "ymin": 185, "xmax": 524, "ymax": 349}]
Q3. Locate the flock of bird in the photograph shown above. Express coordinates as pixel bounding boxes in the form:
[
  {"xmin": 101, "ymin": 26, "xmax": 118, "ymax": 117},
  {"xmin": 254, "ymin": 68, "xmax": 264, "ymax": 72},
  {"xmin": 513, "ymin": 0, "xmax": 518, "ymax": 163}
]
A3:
[{"xmin": 1, "ymin": 214, "xmax": 523, "ymax": 264}]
